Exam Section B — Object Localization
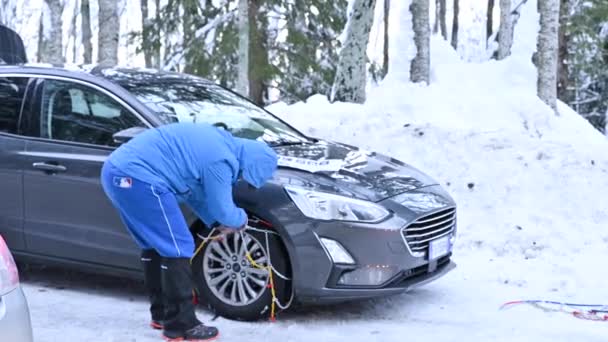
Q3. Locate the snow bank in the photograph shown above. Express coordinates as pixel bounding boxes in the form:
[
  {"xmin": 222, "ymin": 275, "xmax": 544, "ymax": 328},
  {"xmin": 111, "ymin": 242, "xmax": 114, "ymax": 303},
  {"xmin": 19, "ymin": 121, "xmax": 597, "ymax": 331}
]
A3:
[{"xmin": 268, "ymin": 0, "xmax": 608, "ymax": 302}]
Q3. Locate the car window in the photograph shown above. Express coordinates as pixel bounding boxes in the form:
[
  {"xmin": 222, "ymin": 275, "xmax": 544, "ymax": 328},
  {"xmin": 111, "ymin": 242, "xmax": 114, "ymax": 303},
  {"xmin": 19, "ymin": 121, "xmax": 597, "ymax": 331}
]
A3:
[
  {"xmin": 38, "ymin": 79, "xmax": 145, "ymax": 146},
  {"xmin": 0, "ymin": 77, "xmax": 28, "ymax": 134}
]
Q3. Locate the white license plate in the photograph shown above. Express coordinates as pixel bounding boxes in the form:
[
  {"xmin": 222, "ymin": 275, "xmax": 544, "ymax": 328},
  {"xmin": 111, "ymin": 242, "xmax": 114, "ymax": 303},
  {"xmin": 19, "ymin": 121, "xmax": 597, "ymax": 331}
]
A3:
[{"xmin": 429, "ymin": 235, "xmax": 451, "ymax": 260}]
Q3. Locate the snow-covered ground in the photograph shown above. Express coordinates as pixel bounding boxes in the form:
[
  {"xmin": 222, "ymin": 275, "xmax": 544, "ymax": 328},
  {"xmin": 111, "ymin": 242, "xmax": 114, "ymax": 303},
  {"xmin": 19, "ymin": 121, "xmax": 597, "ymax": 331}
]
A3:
[
  {"xmin": 19, "ymin": 259, "xmax": 608, "ymax": 342},
  {"xmin": 19, "ymin": 0, "xmax": 608, "ymax": 341}
]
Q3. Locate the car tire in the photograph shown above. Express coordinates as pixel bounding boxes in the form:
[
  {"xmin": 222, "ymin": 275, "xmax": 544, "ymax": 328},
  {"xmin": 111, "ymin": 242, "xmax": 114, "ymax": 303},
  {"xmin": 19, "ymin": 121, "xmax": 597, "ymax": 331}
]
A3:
[{"xmin": 191, "ymin": 227, "xmax": 291, "ymax": 321}]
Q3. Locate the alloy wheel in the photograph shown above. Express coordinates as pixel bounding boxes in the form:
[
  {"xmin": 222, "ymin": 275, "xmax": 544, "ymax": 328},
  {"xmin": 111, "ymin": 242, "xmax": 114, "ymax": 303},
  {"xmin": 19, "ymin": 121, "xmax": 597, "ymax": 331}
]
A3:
[{"xmin": 202, "ymin": 232, "xmax": 270, "ymax": 306}]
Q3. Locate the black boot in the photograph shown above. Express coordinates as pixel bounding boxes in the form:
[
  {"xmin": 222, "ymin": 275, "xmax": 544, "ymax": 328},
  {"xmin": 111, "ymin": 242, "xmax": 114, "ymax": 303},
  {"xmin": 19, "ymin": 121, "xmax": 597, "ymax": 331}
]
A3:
[
  {"xmin": 160, "ymin": 257, "xmax": 219, "ymax": 341},
  {"xmin": 141, "ymin": 249, "xmax": 165, "ymax": 329}
]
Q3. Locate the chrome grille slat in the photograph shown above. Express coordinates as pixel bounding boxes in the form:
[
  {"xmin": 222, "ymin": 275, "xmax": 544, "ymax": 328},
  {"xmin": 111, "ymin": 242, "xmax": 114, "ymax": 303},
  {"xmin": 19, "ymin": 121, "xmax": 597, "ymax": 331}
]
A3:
[
  {"xmin": 406, "ymin": 217, "xmax": 455, "ymax": 232},
  {"xmin": 401, "ymin": 207, "xmax": 456, "ymax": 254},
  {"xmin": 408, "ymin": 230, "xmax": 453, "ymax": 248},
  {"xmin": 411, "ymin": 209, "xmax": 455, "ymax": 224},
  {"xmin": 405, "ymin": 225, "xmax": 453, "ymax": 239}
]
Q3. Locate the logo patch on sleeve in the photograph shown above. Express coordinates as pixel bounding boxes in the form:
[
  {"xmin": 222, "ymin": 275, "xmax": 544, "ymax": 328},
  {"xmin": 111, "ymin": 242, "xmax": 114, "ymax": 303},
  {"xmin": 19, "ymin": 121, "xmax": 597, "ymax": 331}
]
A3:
[{"xmin": 113, "ymin": 176, "xmax": 133, "ymax": 188}]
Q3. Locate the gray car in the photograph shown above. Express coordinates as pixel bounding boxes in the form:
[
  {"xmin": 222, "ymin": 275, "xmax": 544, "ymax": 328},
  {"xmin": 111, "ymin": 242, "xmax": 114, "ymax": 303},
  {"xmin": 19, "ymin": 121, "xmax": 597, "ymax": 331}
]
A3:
[
  {"xmin": 0, "ymin": 235, "xmax": 34, "ymax": 342},
  {"xmin": 0, "ymin": 27, "xmax": 457, "ymax": 322},
  {"xmin": 0, "ymin": 64, "xmax": 457, "ymax": 321}
]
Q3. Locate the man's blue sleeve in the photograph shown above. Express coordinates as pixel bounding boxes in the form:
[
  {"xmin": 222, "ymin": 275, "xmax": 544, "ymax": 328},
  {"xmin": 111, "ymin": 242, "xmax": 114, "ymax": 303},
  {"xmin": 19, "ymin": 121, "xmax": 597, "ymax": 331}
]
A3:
[{"xmin": 200, "ymin": 161, "xmax": 247, "ymax": 229}]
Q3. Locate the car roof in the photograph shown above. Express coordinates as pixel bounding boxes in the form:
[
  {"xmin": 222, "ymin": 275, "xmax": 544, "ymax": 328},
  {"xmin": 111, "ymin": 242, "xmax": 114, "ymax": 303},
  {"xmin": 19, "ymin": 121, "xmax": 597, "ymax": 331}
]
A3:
[{"xmin": 0, "ymin": 63, "xmax": 215, "ymax": 87}]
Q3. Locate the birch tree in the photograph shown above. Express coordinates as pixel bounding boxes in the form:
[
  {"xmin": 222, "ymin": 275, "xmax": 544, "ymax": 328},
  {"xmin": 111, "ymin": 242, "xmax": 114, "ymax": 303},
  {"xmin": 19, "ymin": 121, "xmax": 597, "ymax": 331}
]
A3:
[
  {"xmin": 153, "ymin": 0, "xmax": 161, "ymax": 68},
  {"xmin": 487, "ymin": 0, "xmax": 495, "ymax": 46},
  {"xmin": 0, "ymin": 0, "xmax": 14, "ymax": 26},
  {"xmin": 97, "ymin": 0, "xmax": 119, "ymax": 66},
  {"xmin": 81, "ymin": 0, "xmax": 92, "ymax": 63},
  {"xmin": 68, "ymin": 0, "xmax": 79, "ymax": 63},
  {"xmin": 433, "ymin": 0, "xmax": 446, "ymax": 40},
  {"xmin": 140, "ymin": 0, "xmax": 152, "ymax": 68},
  {"xmin": 331, "ymin": 0, "xmax": 377, "ymax": 103},
  {"xmin": 557, "ymin": 0, "xmax": 569, "ymax": 101},
  {"xmin": 410, "ymin": 0, "xmax": 430, "ymax": 84},
  {"xmin": 497, "ymin": 0, "xmax": 514, "ymax": 59},
  {"xmin": 383, "ymin": 0, "xmax": 390, "ymax": 76},
  {"xmin": 40, "ymin": 0, "xmax": 64, "ymax": 64},
  {"xmin": 451, "ymin": 0, "xmax": 459, "ymax": 49},
  {"xmin": 236, "ymin": 0, "xmax": 249, "ymax": 96},
  {"xmin": 438, "ymin": 0, "xmax": 447, "ymax": 39},
  {"xmin": 536, "ymin": 0, "xmax": 560, "ymax": 111}
]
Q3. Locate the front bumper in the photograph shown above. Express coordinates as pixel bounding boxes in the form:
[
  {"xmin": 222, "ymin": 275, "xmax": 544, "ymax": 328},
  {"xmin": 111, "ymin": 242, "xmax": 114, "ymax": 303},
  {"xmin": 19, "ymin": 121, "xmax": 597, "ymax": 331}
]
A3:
[
  {"xmin": 276, "ymin": 185, "xmax": 457, "ymax": 305},
  {"xmin": 298, "ymin": 259, "xmax": 456, "ymax": 304}
]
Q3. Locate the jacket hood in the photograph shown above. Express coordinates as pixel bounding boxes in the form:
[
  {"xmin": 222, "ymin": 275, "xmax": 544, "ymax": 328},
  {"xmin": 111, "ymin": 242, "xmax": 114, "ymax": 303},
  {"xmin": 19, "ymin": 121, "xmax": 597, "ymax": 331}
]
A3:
[{"xmin": 234, "ymin": 137, "xmax": 278, "ymax": 188}]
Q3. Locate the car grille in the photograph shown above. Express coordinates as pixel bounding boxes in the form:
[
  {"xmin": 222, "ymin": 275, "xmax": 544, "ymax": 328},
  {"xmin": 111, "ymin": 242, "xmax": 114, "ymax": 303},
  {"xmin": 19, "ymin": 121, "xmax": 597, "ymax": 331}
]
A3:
[{"xmin": 401, "ymin": 207, "xmax": 456, "ymax": 254}]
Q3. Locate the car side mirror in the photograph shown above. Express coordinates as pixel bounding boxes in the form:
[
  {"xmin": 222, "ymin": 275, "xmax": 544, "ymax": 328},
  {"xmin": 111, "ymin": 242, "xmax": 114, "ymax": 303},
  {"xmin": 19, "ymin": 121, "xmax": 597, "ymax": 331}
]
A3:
[{"xmin": 113, "ymin": 126, "xmax": 148, "ymax": 144}]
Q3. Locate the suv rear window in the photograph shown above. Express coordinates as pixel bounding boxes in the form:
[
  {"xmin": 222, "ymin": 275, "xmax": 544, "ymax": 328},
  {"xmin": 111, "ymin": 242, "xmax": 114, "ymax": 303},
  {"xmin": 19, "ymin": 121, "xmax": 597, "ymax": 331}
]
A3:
[{"xmin": 0, "ymin": 77, "xmax": 28, "ymax": 134}]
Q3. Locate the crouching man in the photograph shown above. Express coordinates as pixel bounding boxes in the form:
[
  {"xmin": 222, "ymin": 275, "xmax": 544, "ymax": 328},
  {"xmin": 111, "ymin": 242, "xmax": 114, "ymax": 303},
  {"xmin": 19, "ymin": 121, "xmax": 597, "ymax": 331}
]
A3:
[{"xmin": 100, "ymin": 122, "xmax": 278, "ymax": 341}]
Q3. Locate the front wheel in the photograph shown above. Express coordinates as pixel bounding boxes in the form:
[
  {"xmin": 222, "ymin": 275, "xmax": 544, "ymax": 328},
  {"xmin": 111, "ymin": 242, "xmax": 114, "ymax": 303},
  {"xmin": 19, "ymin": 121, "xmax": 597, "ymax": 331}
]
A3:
[{"xmin": 191, "ymin": 228, "xmax": 291, "ymax": 321}]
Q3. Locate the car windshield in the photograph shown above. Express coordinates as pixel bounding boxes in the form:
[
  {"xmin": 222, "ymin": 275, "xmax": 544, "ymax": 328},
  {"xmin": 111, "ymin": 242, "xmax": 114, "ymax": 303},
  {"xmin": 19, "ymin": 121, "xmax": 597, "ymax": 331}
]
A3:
[{"xmin": 108, "ymin": 70, "xmax": 309, "ymax": 146}]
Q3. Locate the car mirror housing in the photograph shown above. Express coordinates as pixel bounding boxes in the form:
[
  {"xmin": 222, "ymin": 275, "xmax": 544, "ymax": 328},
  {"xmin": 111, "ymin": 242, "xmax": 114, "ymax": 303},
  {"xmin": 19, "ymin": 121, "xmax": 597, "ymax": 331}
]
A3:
[{"xmin": 112, "ymin": 126, "xmax": 148, "ymax": 144}]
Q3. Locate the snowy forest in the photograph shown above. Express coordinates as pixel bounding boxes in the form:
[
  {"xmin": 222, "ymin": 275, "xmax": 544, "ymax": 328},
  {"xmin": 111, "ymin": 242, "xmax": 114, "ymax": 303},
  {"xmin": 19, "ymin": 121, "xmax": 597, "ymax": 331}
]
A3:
[{"xmin": 0, "ymin": 0, "xmax": 607, "ymax": 133}]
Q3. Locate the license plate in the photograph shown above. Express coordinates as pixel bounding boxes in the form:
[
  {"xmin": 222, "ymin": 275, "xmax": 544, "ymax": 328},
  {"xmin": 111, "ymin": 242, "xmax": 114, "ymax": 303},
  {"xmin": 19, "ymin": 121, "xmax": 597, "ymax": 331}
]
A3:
[{"xmin": 429, "ymin": 235, "xmax": 451, "ymax": 260}]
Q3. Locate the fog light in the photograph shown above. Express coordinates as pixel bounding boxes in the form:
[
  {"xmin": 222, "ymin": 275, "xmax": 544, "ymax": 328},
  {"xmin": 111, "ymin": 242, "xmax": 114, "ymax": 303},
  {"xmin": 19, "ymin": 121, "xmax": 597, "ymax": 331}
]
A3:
[
  {"xmin": 337, "ymin": 265, "xmax": 398, "ymax": 286},
  {"xmin": 319, "ymin": 238, "xmax": 355, "ymax": 264}
]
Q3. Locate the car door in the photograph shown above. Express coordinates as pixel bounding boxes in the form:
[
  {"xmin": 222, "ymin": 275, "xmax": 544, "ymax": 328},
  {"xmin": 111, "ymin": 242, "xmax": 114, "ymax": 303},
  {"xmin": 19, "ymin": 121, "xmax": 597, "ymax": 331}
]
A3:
[
  {"xmin": 20, "ymin": 76, "xmax": 149, "ymax": 270},
  {"xmin": 0, "ymin": 76, "xmax": 30, "ymax": 251}
]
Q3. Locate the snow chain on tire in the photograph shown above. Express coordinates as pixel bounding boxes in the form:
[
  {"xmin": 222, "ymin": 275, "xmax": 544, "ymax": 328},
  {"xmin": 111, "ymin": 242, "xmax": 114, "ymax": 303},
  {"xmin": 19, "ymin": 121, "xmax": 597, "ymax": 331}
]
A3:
[{"xmin": 192, "ymin": 226, "xmax": 294, "ymax": 321}]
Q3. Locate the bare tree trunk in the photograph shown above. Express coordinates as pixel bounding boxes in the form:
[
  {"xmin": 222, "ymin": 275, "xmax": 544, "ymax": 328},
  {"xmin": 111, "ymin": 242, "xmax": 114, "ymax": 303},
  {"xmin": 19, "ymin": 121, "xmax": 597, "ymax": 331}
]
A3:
[
  {"xmin": 81, "ymin": 0, "xmax": 92, "ymax": 63},
  {"xmin": 98, "ymin": 0, "xmax": 119, "ymax": 66},
  {"xmin": 0, "ymin": 0, "xmax": 11, "ymax": 26},
  {"xmin": 557, "ymin": 0, "xmax": 570, "ymax": 101},
  {"xmin": 451, "ymin": 0, "xmax": 459, "ymax": 50},
  {"xmin": 248, "ymin": 0, "xmax": 269, "ymax": 105},
  {"xmin": 383, "ymin": 0, "xmax": 390, "ymax": 77},
  {"xmin": 0, "ymin": 1, "xmax": 5, "ymax": 25},
  {"xmin": 536, "ymin": 0, "xmax": 560, "ymax": 111},
  {"xmin": 37, "ymin": 18, "xmax": 43, "ymax": 62},
  {"xmin": 434, "ymin": 0, "xmax": 439, "ymax": 34},
  {"xmin": 497, "ymin": 0, "xmax": 513, "ymax": 59},
  {"xmin": 439, "ymin": 0, "xmax": 447, "ymax": 39},
  {"xmin": 486, "ymin": 0, "xmax": 494, "ymax": 46},
  {"xmin": 40, "ymin": 0, "xmax": 65, "ymax": 64},
  {"xmin": 410, "ymin": 0, "xmax": 430, "ymax": 84},
  {"xmin": 69, "ymin": 0, "xmax": 79, "ymax": 63},
  {"xmin": 182, "ymin": 0, "xmax": 198, "ymax": 61},
  {"xmin": 236, "ymin": 0, "xmax": 249, "ymax": 96},
  {"xmin": 331, "ymin": 0, "xmax": 377, "ymax": 103},
  {"xmin": 153, "ymin": 0, "xmax": 161, "ymax": 68},
  {"xmin": 140, "ymin": 0, "xmax": 153, "ymax": 68}
]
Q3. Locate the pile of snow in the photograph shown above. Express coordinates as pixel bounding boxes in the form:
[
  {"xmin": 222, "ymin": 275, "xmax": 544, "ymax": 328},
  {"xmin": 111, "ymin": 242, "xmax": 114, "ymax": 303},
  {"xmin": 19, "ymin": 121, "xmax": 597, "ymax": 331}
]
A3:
[{"xmin": 266, "ymin": 0, "xmax": 608, "ymax": 324}]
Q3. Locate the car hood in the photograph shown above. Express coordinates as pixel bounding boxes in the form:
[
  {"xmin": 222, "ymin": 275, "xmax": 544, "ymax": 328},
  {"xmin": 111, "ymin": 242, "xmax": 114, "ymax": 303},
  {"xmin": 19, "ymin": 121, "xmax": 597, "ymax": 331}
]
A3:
[{"xmin": 271, "ymin": 140, "xmax": 437, "ymax": 202}]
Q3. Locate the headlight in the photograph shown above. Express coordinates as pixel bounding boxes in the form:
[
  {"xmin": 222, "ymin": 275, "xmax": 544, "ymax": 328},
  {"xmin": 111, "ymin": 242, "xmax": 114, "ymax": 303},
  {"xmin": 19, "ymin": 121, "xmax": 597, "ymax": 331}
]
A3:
[{"xmin": 284, "ymin": 186, "xmax": 390, "ymax": 222}]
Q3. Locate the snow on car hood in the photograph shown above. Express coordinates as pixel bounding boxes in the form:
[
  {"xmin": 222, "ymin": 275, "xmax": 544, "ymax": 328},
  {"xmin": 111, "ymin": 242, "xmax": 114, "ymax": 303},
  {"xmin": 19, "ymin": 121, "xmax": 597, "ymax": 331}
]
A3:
[{"xmin": 272, "ymin": 140, "xmax": 438, "ymax": 202}]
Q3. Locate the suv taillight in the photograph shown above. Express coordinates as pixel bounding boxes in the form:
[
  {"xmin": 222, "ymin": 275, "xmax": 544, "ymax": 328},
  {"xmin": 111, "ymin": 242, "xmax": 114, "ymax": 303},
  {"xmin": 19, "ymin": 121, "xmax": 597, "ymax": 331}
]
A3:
[{"xmin": 0, "ymin": 235, "xmax": 19, "ymax": 296}]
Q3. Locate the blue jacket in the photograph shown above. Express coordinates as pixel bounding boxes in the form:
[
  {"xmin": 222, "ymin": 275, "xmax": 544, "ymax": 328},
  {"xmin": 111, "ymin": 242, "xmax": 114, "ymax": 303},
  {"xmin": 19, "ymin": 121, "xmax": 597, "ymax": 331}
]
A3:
[{"xmin": 107, "ymin": 123, "xmax": 278, "ymax": 228}]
